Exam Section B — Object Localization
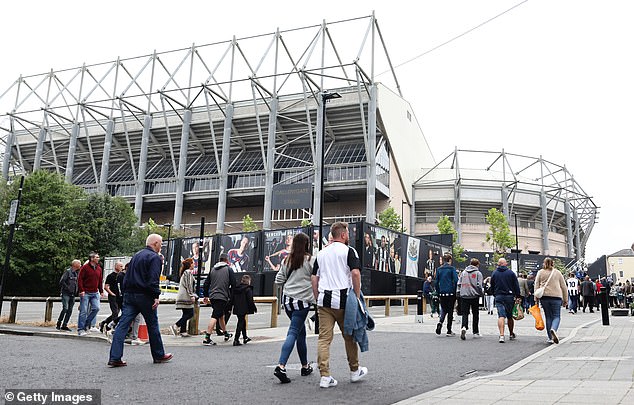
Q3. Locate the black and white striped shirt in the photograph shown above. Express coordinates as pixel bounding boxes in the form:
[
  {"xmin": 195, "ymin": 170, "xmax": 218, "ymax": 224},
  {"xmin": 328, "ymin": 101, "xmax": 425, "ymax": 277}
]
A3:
[
  {"xmin": 283, "ymin": 295, "xmax": 310, "ymax": 312},
  {"xmin": 313, "ymin": 242, "xmax": 361, "ymax": 310}
]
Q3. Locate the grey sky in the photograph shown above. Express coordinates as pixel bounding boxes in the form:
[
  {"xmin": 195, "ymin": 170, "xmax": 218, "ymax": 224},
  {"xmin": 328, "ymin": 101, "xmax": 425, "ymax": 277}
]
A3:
[{"xmin": 1, "ymin": 0, "xmax": 631, "ymax": 262}]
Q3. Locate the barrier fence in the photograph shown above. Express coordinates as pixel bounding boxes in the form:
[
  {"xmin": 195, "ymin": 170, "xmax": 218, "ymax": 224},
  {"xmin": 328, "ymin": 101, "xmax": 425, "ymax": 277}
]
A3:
[{"xmin": 1, "ymin": 295, "xmax": 425, "ymax": 328}]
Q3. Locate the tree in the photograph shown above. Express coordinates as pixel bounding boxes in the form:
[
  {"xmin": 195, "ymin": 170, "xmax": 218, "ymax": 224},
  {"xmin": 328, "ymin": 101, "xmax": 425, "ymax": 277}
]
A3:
[
  {"xmin": 553, "ymin": 258, "xmax": 567, "ymax": 276},
  {"xmin": 0, "ymin": 171, "xmax": 91, "ymax": 295},
  {"xmin": 83, "ymin": 193, "xmax": 138, "ymax": 257},
  {"xmin": 378, "ymin": 206, "xmax": 404, "ymax": 232},
  {"xmin": 242, "ymin": 214, "xmax": 258, "ymax": 232},
  {"xmin": 300, "ymin": 218, "xmax": 312, "ymax": 227},
  {"xmin": 436, "ymin": 215, "xmax": 465, "ymax": 263},
  {"xmin": 485, "ymin": 208, "xmax": 515, "ymax": 262}
]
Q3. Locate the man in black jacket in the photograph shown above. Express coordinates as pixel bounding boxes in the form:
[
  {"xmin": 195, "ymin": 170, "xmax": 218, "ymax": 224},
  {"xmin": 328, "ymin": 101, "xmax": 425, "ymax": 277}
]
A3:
[
  {"xmin": 56, "ymin": 260, "xmax": 81, "ymax": 331},
  {"xmin": 107, "ymin": 234, "xmax": 172, "ymax": 367}
]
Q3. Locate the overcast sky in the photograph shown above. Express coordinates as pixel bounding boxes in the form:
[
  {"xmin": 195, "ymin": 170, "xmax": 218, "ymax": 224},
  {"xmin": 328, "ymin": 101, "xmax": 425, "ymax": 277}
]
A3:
[{"xmin": 1, "ymin": 0, "xmax": 631, "ymax": 263}]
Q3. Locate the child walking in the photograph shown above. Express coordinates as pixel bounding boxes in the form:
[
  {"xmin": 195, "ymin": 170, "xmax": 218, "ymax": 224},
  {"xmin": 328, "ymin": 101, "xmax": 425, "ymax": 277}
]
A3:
[{"xmin": 231, "ymin": 274, "xmax": 257, "ymax": 346}]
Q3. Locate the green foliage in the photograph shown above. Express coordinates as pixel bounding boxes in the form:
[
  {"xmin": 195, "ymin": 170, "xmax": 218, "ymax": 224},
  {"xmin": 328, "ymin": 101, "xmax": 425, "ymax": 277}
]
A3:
[
  {"xmin": 242, "ymin": 214, "xmax": 259, "ymax": 232},
  {"xmin": 83, "ymin": 193, "xmax": 137, "ymax": 257},
  {"xmin": 0, "ymin": 171, "xmax": 165, "ymax": 295},
  {"xmin": 300, "ymin": 218, "xmax": 312, "ymax": 227},
  {"xmin": 0, "ymin": 171, "xmax": 91, "ymax": 295},
  {"xmin": 485, "ymin": 208, "xmax": 515, "ymax": 254},
  {"xmin": 553, "ymin": 258, "xmax": 567, "ymax": 276},
  {"xmin": 436, "ymin": 215, "xmax": 465, "ymax": 263},
  {"xmin": 378, "ymin": 206, "xmax": 404, "ymax": 232}
]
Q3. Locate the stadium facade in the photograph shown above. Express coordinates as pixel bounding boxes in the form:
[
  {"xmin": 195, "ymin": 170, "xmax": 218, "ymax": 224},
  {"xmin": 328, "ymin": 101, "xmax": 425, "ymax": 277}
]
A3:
[
  {"xmin": 413, "ymin": 149, "xmax": 598, "ymax": 260},
  {"xmin": 0, "ymin": 15, "xmax": 597, "ymax": 260}
]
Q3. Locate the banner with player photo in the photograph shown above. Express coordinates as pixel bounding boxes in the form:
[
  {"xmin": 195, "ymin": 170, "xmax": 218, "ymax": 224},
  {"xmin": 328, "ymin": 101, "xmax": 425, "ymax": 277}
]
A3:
[
  {"xmin": 263, "ymin": 228, "xmax": 303, "ymax": 271},
  {"xmin": 217, "ymin": 232, "xmax": 258, "ymax": 272},
  {"xmin": 179, "ymin": 237, "xmax": 213, "ymax": 275},
  {"xmin": 362, "ymin": 223, "xmax": 404, "ymax": 274}
]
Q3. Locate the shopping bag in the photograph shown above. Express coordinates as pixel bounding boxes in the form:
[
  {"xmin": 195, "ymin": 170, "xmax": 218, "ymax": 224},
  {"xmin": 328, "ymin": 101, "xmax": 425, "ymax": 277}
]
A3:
[
  {"xmin": 512, "ymin": 303, "xmax": 525, "ymax": 320},
  {"xmin": 528, "ymin": 304, "xmax": 545, "ymax": 330}
]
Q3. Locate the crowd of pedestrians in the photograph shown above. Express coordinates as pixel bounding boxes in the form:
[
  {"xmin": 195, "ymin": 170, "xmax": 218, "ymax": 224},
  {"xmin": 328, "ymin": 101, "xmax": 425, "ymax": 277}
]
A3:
[
  {"xmin": 422, "ymin": 254, "xmax": 616, "ymax": 346},
  {"xmin": 54, "ymin": 223, "xmax": 629, "ymax": 389}
]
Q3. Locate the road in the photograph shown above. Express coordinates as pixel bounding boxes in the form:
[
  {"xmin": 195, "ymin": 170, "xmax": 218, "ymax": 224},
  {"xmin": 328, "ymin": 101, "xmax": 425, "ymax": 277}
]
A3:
[{"xmin": 0, "ymin": 327, "xmax": 546, "ymax": 404}]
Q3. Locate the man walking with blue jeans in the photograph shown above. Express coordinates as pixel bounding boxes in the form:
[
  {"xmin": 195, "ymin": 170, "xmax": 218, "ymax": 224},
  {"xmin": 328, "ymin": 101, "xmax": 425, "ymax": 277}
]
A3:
[
  {"xmin": 435, "ymin": 253, "xmax": 458, "ymax": 336},
  {"xmin": 77, "ymin": 252, "xmax": 104, "ymax": 336},
  {"xmin": 108, "ymin": 234, "xmax": 172, "ymax": 367},
  {"xmin": 56, "ymin": 259, "xmax": 81, "ymax": 332}
]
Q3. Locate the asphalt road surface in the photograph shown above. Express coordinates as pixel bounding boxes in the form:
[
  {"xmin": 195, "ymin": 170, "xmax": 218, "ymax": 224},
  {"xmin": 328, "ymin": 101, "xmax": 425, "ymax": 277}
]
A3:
[{"xmin": 0, "ymin": 329, "xmax": 545, "ymax": 404}]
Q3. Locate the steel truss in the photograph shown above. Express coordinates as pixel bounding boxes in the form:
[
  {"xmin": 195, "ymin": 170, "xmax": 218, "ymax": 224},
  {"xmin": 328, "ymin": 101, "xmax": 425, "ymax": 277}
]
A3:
[
  {"xmin": 0, "ymin": 13, "xmax": 401, "ymax": 231},
  {"xmin": 413, "ymin": 149, "xmax": 599, "ymax": 259}
]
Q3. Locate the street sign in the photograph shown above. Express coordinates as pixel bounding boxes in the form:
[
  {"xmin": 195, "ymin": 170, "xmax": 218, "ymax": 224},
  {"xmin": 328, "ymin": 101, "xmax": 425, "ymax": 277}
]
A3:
[{"xmin": 7, "ymin": 200, "xmax": 18, "ymax": 225}]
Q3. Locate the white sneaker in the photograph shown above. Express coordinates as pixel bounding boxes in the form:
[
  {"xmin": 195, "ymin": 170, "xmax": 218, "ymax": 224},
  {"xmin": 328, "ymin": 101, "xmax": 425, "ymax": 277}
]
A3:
[
  {"xmin": 473, "ymin": 333, "xmax": 481, "ymax": 338},
  {"xmin": 78, "ymin": 330, "xmax": 88, "ymax": 337},
  {"xmin": 350, "ymin": 366, "xmax": 368, "ymax": 382},
  {"xmin": 131, "ymin": 338, "xmax": 146, "ymax": 345},
  {"xmin": 319, "ymin": 376, "xmax": 338, "ymax": 388},
  {"xmin": 89, "ymin": 327, "xmax": 100, "ymax": 333}
]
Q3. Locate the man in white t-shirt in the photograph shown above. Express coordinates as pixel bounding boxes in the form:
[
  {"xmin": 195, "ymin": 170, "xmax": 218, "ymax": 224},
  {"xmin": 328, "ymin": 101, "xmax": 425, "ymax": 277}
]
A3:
[
  {"xmin": 312, "ymin": 221, "xmax": 368, "ymax": 389},
  {"xmin": 566, "ymin": 272, "xmax": 580, "ymax": 314}
]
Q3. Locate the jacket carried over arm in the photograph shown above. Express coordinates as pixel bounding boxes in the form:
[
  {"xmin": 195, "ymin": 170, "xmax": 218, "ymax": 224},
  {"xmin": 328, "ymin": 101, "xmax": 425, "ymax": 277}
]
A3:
[{"xmin": 343, "ymin": 290, "xmax": 373, "ymax": 352}]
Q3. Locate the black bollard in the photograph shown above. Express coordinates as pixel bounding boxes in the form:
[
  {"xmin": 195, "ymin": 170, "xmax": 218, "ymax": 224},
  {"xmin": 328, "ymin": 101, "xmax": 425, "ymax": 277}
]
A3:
[
  {"xmin": 415, "ymin": 290, "xmax": 424, "ymax": 323},
  {"xmin": 417, "ymin": 290, "xmax": 424, "ymax": 315},
  {"xmin": 599, "ymin": 286, "xmax": 610, "ymax": 326}
]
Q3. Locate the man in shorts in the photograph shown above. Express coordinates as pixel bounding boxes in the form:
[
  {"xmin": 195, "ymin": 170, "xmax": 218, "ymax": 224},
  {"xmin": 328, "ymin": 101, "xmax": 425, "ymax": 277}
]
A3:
[
  {"xmin": 490, "ymin": 258, "xmax": 521, "ymax": 343},
  {"xmin": 202, "ymin": 253, "xmax": 236, "ymax": 345}
]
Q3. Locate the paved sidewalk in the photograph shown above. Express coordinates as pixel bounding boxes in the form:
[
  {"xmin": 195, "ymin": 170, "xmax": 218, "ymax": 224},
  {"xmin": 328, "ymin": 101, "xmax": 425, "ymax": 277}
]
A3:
[
  {"xmin": 2, "ymin": 305, "xmax": 632, "ymax": 405},
  {"xmin": 396, "ymin": 315, "xmax": 634, "ymax": 405}
]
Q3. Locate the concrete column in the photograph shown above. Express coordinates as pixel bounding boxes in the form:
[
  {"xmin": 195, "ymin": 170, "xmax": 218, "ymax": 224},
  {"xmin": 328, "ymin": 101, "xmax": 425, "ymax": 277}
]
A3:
[
  {"xmin": 173, "ymin": 110, "xmax": 192, "ymax": 229},
  {"xmin": 366, "ymin": 85, "xmax": 377, "ymax": 224},
  {"xmin": 65, "ymin": 123, "xmax": 80, "ymax": 182},
  {"xmin": 540, "ymin": 189, "xmax": 549, "ymax": 254},
  {"xmin": 565, "ymin": 198, "xmax": 575, "ymax": 258},
  {"xmin": 262, "ymin": 98, "xmax": 278, "ymax": 230},
  {"xmin": 134, "ymin": 115, "xmax": 152, "ymax": 225},
  {"xmin": 454, "ymin": 182, "xmax": 461, "ymax": 244},
  {"xmin": 312, "ymin": 99, "xmax": 324, "ymax": 227},
  {"xmin": 98, "ymin": 119, "xmax": 115, "ymax": 193},
  {"xmin": 33, "ymin": 127, "xmax": 47, "ymax": 171},
  {"xmin": 216, "ymin": 104, "xmax": 234, "ymax": 234},
  {"xmin": 2, "ymin": 122, "xmax": 15, "ymax": 179},
  {"xmin": 501, "ymin": 186, "xmax": 509, "ymax": 219},
  {"xmin": 410, "ymin": 186, "xmax": 416, "ymax": 235},
  {"xmin": 573, "ymin": 208, "xmax": 581, "ymax": 260}
]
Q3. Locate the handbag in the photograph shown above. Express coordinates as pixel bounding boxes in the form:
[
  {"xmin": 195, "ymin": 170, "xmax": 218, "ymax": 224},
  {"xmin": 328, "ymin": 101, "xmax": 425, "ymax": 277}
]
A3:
[
  {"xmin": 512, "ymin": 303, "xmax": 525, "ymax": 320},
  {"xmin": 528, "ymin": 304, "xmax": 545, "ymax": 330},
  {"xmin": 534, "ymin": 269, "xmax": 556, "ymax": 299}
]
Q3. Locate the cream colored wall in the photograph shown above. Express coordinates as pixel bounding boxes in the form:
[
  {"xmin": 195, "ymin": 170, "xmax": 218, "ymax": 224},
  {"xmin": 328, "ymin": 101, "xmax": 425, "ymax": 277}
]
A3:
[
  {"xmin": 607, "ymin": 256, "xmax": 634, "ymax": 284},
  {"xmin": 415, "ymin": 222, "xmax": 569, "ymax": 256}
]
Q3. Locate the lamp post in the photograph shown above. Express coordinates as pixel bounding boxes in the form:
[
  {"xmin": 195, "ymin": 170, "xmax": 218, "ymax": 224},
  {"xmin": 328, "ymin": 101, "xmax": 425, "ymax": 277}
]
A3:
[
  {"xmin": 514, "ymin": 214, "xmax": 520, "ymax": 264},
  {"xmin": 162, "ymin": 223, "xmax": 172, "ymax": 279},
  {"xmin": 318, "ymin": 91, "xmax": 341, "ymax": 250},
  {"xmin": 401, "ymin": 200, "xmax": 407, "ymax": 233}
]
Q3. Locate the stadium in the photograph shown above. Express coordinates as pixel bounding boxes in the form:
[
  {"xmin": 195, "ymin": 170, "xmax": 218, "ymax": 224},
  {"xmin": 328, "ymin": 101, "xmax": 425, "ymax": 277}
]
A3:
[{"xmin": 0, "ymin": 14, "xmax": 597, "ymax": 274}]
